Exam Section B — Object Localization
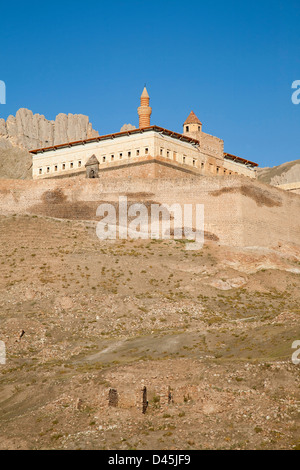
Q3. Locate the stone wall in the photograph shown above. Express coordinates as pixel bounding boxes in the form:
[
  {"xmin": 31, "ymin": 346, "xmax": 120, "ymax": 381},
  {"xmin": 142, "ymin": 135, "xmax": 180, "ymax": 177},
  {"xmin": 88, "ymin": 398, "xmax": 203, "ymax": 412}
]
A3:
[
  {"xmin": 276, "ymin": 182, "xmax": 300, "ymax": 195},
  {"xmin": 223, "ymin": 158, "xmax": 257, "ymax": 178},
  {"xmin": 32, "ymin": 129, "xmax": 256, "ymax": 180},
  {"xmin": 97, "ymin": 158, "xmax": 202, "ymax": 179},
  {"xmin": 31, "ymin": 130, "xmax": 202, "ymax": 179},
  {"xmin": 0, "ymin": 175, "xmax": 299, "ymax": 248},
  {"xmin": 200, "ymin": 131, "xmax": 224, "ymax": 160}
]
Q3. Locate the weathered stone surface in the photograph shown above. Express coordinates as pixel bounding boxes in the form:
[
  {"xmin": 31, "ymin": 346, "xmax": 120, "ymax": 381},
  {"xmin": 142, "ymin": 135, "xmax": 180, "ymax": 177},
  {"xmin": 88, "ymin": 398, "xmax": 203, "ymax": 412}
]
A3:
[
  {"xmin": 0, "ymin": 118, "xmax": 7, "ymax": 136},
  {"xmin": 258, "ymin": 159, "xmax": 300, "ymax": 186},
  {"xmin": 0, "ymin": 176, "xmax": 299, "ymax": 247},
  {"xmin": 0, "ymin": 146, "xmax": 32, "ymax": 179},
  {"xmin": 120, "ymin": 123, "xmax": 136, "ymax": 132},
  {"xmin": 0, "ymin": 108, "xmax": 99, "ymax": 151}
]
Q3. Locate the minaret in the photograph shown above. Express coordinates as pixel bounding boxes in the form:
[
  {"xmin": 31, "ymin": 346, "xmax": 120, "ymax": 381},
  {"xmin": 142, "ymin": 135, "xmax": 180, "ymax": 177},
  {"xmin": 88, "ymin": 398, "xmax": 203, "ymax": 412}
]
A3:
[{"xmin": 138, "ymin": 87, "xmax": 152, "ymax": 128}]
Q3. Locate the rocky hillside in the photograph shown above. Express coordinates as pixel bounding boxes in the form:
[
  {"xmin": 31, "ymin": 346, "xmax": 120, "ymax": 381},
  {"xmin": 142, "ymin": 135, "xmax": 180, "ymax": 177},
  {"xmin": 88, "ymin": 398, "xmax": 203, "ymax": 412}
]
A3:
[
  {"xmin": 0, "ymin": 108, "xmax": 99, "ymax": 179},
  {"xmin": 0, "ymin": 173, "xmax": 299, "ymax": 450},
  {"xmin": 0, "ymin": 213, "xmax": 299, "ymax": 450},
  {"xmin": 258, "ymin": 159, "xmax": 300, "ymax": 186}
]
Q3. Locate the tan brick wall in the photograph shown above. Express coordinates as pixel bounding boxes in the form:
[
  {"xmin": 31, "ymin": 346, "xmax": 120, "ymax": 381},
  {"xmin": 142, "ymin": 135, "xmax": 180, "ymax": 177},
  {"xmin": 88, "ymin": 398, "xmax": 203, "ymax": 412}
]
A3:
[
  {"xmin": 0, "ymin": 176, "xmax": 299, "ymax": 248},
  {"xmin": 200, "ymin": 131, "xmax": 224, "ymax": 159},
  {"xmin": 96, "ymin": 157, "xmax": 201, "ymax": 180}
]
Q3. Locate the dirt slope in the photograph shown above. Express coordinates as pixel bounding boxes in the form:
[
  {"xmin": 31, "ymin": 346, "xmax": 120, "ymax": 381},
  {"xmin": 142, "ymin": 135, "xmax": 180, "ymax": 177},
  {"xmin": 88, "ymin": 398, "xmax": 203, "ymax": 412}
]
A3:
[{"xmin": 0, "ymin": 214, "xmax": 299, "ymax": 450}]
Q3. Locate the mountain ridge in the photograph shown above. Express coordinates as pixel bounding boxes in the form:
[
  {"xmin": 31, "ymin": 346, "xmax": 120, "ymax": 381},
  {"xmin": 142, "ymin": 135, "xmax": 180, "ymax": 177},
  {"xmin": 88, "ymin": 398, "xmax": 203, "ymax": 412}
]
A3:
[{"xmin": 0, "ymin": 108, "xmax": 99, "ymax": 179}]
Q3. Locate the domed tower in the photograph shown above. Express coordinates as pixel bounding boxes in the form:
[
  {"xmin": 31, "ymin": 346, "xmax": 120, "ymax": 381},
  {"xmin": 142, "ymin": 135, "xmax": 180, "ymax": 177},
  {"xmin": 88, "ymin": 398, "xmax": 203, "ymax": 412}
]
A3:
[
  {"xmin": 138, "ymin": 87, "xmax": 152, "ymax": 129},
  {"xmin": 183, "ymin": 111, "xmax": 202, "ymax": 139}
]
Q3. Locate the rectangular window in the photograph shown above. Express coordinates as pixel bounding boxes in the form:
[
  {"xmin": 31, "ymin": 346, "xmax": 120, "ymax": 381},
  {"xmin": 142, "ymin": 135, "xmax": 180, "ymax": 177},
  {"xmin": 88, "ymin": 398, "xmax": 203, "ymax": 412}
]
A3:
[
  {"xmin": 201, "ymin": 162, "xmax": 204, "ymax": 169},
  {"xmin": 78, "ymin": 161, "xmax": 82, "ymax": 168},
  {"xmin": 193, "ymin": 160, "xmax": 196, "ymax": 167},
  {"xmin": 47, "ymin": 167, "xmax": 50, "ymax": 173},
  {"xmin": 145, "ymin": 148, "xmax": 149, "ymax": 155},
  {"xmin": 119, "ymin": 153, "xmax": 123, "ymax": 159},
  {"xmin": 160, "ymin": 148, "xmax": 163, "ymax": 156},
  {"xmin": 55, "ymin": 165, "xmax": 58, "ymax": 171},
  {"xmin": 39, "ymin": 168, "xmax": 42, "ymax": 175},
  {"xmin": 70, "ymin": 162, "xmax": 73, "ymax": 169},
  {"xmin": 128, "ymin": 151, "xmax": 131, "ymax": 157},
  {"xmin": 136, "ymin": 149, "xmax": 140, "ymax": 156},
  {"xmin": 167, "ymin": 150, "xmax": 170, "ymax": 158},
  {"xmin": 186, "ymin": 126, "xmax": 189, "ymax": 132},
  {"xmin": 62, "ymin": 163, "xmax": 66, "ymax": 170},
  {"xmin": 111, "ymin": 155, "xmax": 114, "ymax": 161},
  {"xmin": 103, "ymin": 156, "xmax": 106, "ymax": 162},
  {"xmin": 183, "ymin": 156, "xmax": 186, "ymax": 163},
  {"xmin": 216, "ymin": 167, "xmax": 219, "ymax": 174}
]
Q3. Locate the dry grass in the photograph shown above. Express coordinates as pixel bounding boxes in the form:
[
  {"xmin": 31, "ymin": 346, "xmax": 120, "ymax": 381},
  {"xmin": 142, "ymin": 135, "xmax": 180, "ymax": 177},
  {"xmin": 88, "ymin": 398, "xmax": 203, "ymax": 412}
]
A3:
[{"xmin": 0, "ymin": 214, "xmax": 299, "ymax": 450}]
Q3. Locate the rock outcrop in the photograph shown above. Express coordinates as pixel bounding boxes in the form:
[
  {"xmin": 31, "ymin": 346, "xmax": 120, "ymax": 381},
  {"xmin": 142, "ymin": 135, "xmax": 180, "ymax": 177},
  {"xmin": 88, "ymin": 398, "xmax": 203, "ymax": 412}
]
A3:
[
  {"xmin": 0, "ymin": 108, "xmax": 99, "ymax": 151},
  {"xmin": 0, "ymin": 108, "xmax": 99, "ymax": 179},
  {"xmin": 120, "ymin": 123, "xmax": 136, "ymax": 132},
  {"xmin": 258, "ymin": 159, "xmax": 300, "ymax": 186}
]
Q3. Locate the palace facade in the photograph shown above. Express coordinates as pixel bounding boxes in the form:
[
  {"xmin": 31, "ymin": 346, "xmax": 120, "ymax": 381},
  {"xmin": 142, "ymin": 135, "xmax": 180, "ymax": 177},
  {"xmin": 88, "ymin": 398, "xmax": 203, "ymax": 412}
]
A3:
[{"xmin": 30, "ymin": 88, "xmax": 258, "ymax": 180}]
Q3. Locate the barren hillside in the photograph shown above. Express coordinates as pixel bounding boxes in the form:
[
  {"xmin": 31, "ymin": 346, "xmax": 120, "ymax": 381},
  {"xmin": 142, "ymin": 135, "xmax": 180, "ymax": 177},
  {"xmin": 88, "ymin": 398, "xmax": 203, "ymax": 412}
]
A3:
[
  {"xmin": 258, "ymin": 159, "xmax": 300, "ymax": 186},
  {"xmin": 0, "ymin": 175, "xmax": 299, "ymax": 450},
  {"xmin": 0, "ymin": 214, "xmax": 299, "ymax": 450}
]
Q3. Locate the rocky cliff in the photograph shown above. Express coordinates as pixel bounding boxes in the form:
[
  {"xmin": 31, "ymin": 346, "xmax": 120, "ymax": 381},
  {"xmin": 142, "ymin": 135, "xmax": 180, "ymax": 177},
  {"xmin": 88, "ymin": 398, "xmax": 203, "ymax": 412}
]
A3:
[
  {"xmin": 0, "ymin": 108, "xmax": 99, "ymax": 179},
  {"xmin": 0, "ymin": 108, "xmax": 99, "ymax": 151}
]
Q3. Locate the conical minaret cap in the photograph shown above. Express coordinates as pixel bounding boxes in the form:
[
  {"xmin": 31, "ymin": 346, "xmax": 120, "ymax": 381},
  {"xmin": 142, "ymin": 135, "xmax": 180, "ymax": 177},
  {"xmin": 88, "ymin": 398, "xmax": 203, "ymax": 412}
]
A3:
[{"xmin": 141, "ymin": 87, "xmax": 149, "ymax": 98}]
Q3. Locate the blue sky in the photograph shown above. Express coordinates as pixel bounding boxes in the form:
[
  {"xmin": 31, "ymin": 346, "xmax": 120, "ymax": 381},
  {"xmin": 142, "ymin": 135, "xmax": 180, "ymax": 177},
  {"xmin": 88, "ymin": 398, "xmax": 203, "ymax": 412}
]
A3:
[{"xmin": 0, "ymin": 0, "xmax": 299, "ymax": 167}]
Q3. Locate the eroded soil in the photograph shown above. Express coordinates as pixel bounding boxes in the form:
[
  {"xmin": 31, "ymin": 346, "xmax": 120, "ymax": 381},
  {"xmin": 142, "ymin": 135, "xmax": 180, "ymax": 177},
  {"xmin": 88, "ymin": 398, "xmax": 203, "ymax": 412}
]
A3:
[{"xmin": 0, "ymin": 214, "xmax": 299, "ymax": 450}]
